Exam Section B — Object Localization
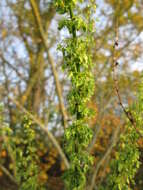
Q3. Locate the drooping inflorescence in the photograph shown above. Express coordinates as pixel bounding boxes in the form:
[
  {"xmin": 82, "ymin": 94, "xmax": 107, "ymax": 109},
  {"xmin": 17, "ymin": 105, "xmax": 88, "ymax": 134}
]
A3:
[{"xmin": 55, "ymin": 0, "xmax": 96, "ymax": 189}]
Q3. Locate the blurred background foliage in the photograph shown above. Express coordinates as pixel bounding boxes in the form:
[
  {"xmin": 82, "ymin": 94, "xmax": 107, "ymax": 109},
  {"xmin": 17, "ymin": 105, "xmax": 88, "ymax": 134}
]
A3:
[{"xmin": 0, "ymin": 0, "xmax": 143, "ymax": 189}]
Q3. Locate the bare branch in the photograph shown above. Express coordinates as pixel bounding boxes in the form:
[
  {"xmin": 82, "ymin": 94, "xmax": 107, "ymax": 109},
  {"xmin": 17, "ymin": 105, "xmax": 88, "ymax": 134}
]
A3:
[
  {"xmin": 87, "ymin": 123, "xmax": 101, "ymax": 153},
  {"xmin": 0, "ymin": 53, "xmax": 26, "ymax": 82},
  {"xmin": 112, "ymin": 18, "xmax": 143, "ymax": 137},
  {"xmin": 29, "ymin": 0, "xmax": 68, "ymax": 128},
  {"xmin": 88, "ymin": 126, "xmax": 120, "ymax": 190},
  {"xmin": 8, "ymin": 97, "xmax": 70, "ymax": 169}
]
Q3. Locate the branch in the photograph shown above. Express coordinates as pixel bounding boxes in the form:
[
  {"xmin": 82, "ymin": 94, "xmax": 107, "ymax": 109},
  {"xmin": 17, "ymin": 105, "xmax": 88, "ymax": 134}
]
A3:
[
  {"xmin": 0, "ymin": 164, "xmax": 18, "ymax": 185},
  {"xmin": 88, "ymin": 126, "xmax": 120, "ymax": 190},
  {"xmin": 8, "ymin": 97, "xmax": 70, "ymax": 169},
  {"xmin": 0, "ymin": 53, "xmax": 26, "ymax": 82},
  {"xmin": 29, "ymin": 0, "xmax": 68, "ymax": 128}
]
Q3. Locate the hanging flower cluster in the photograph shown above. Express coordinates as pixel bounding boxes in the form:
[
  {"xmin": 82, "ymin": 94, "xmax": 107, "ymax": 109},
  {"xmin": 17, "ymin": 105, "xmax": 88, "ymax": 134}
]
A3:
[{"xmin": 55, "ymin": 0, "xmax": 96, "ymax": 189}]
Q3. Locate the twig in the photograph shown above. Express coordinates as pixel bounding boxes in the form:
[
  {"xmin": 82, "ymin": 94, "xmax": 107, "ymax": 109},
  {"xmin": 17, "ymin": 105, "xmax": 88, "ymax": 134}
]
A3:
[
  {"xmin": 0, "ymin": 53, "xmax": 26, "ymax": 82},
  {"xmin": 98, "ymin": 155, "xmax": 111, "ymax": 185},
  {"xmin": 87, "ymin": 123, "xmax": 101, "ymax": 153},
  {"xmin": 88, "ymin": 126, "xmax": 120, "ymax": 190},
  {"xmin": 112, "ymin": 18, "xmax": 142, "ymax": 137},
  {"xmin": 29, "ymin": 0, "xmax": 68, "ymax": 129},
  {"xmin": 87, "ymin": 106, "xmax": 112, "ymax": 153},
  {"xmin": 8, "ymin": 97, "xmax": 70, "ymax": 169}
]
